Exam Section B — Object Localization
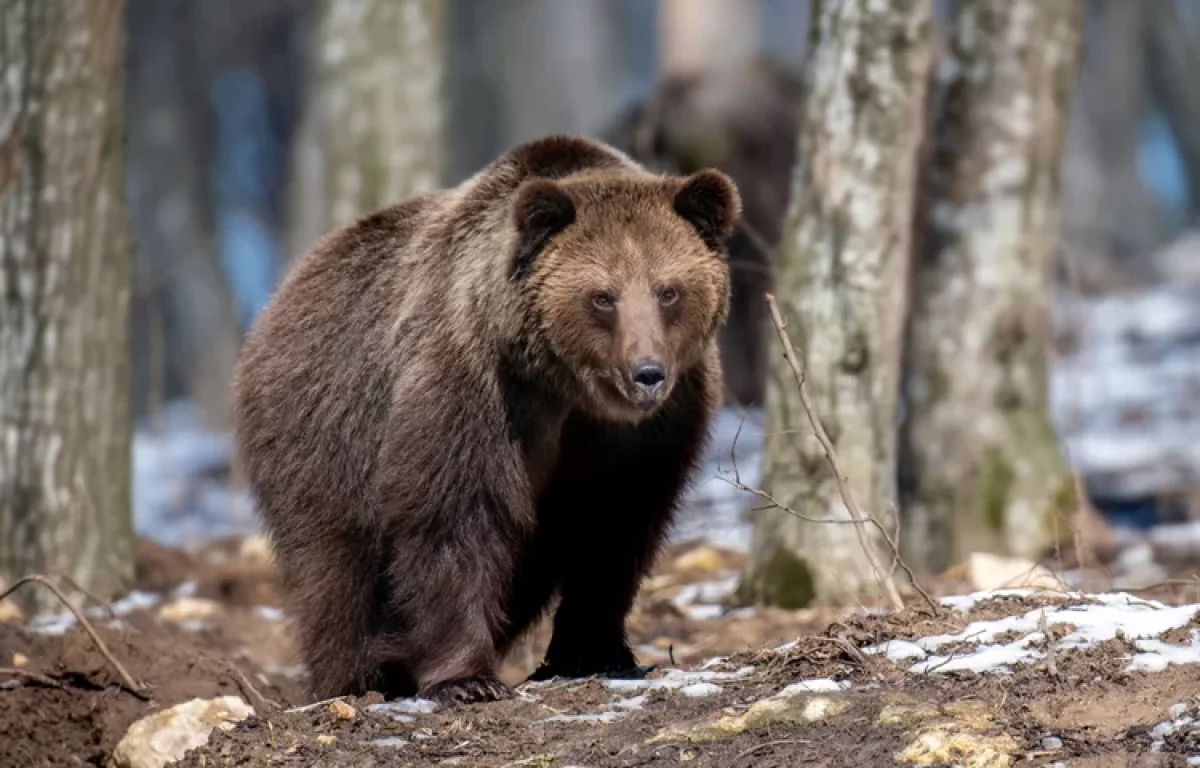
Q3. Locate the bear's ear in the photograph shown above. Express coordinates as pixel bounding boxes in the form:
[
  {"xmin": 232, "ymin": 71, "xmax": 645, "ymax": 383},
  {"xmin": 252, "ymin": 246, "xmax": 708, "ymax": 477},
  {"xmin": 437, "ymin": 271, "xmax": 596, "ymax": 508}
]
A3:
[
  {"xmin": 511, "ymin": 179, "xmax": 576, "ymax": 280},
  {"xmin": 672, "ymin": 169, "xmax": 742, "ymax": 254}
]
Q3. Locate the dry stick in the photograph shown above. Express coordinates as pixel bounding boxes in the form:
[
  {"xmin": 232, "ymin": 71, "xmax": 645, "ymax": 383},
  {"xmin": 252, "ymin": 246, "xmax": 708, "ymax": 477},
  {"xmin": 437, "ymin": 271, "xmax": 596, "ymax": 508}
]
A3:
[
  {"xmin": 0, "ymin": 574, "xmax": 146, "ymax": 698},
  {"xmin": 53, "ymin": 572, "xmax": 120, "ymax": 622},
  {"xmin": 0, "ymin": 666, "xmax": 64, "ymax": 689},
  {"xmin": 763, "ymin": 294, "xmax": 905, "ymax": 612},
  {"xmin": 722, "ymin": 399, "xmax": 941, "ymax": 613}
]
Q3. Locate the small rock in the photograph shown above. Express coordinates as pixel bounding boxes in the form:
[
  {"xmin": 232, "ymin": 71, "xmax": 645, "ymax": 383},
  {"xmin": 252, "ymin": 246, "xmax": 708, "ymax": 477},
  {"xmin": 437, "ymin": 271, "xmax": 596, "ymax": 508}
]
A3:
[
  {"xmin": 328, "ymin": 700, "xmax": 357, "ymax": 720},
  {"xmin": 1041, "ymin": 736, "xmax": 1063, "ymax": 750},
  {"xmin": 967, "ymin": 552, "xmax": 1064, "ymax": 592},
  {"xmin": 109, "ymin": 696, "xmax": 254, "ymax": 768},
  {"xmin": 316, "ymin": 734, "xmax": 336, "ymax": 745},
  {"xmin": 673, "ymin": 545, "xmax": 728, "ymax": 573},
  {"xmin": 239, "ymin": 534, "xmax": 274, "ymax": 560},
  {"xmin": 654, "ymin": 689, "xmax": 849, "ymax": 743},
  {"xmin": 11, "ymin": 652, "xmax": 27, "ymax": 668},
  {"xmin": 158, "ymin": 597, "xmax": 221, "ymax": 624},
  {"xmin": 897, "ymin": 726, "xmax": 1018, "ymax": 767},
  {"xmin": 0, "ymin": 601, "xmax": 21, "ymax": 623}
]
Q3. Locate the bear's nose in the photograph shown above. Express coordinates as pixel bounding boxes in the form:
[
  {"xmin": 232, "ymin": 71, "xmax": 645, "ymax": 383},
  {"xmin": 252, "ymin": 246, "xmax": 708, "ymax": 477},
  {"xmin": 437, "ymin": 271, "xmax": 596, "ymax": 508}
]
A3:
[{"xmin": 631, "ymin": 359, "xmax": 667, "ymax": 395}]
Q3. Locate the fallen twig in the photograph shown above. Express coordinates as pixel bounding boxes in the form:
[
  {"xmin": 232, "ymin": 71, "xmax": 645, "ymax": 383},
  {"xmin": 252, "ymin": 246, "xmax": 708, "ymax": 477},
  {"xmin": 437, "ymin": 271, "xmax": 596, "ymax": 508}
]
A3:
[
  {"xmin": 734, "ymin": 739, "xmax": 807, "ymax": 764},
  {"xmin": 761, "ymin": 294, "xmax": 905, "ymax": 612},
  {"xmin": 0, "ymin": 666, "xmax": 64, "ymax": 690},
  {"xmin": 227, "ymin": 662, "xmax": 280, "ymax": 713},
  {"xmin": 1038, "ymin": 609, "xmax": 1058, "ymax": 680},
  {"xmin": 0, "ymin": 574, "xmax": 146, "ymax": 698}
]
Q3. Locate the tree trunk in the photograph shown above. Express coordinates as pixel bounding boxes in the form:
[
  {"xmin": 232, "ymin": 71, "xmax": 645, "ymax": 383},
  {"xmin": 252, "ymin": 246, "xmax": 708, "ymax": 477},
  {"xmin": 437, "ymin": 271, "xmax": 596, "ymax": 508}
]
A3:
[
  {"xmin": 740, "ymin": 0, "xmax": 933, "ymax": 608},
  {"xmin": 0, "ymin": 0, "xmax": 134, "ymax": 615},
  {"xmin": 286, "ymin": 0, "xmax": 446, "ymax": 258},
  {"xmin": 899, "ymin": 0, "xmax": 1085, "ymax": 575}
]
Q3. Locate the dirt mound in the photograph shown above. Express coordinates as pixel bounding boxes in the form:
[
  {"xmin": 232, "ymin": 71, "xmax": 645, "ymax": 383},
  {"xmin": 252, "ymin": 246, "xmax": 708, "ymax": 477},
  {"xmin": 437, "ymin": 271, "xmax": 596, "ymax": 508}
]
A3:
[{"xmin": 0, "ymin": 619, "xmax": 286, "ymax": 767}]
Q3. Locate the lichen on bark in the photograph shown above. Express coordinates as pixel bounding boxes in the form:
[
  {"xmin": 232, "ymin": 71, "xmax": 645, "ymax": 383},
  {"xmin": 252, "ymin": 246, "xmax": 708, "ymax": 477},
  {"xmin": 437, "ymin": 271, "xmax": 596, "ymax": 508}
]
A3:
[
  {"xmin": 741, "ymin": 0, "xmax": 933, "ymax": 607},
  {"xmin": 287, "ymin": 0, "xmax": 446, "ymax": 256},
  {"xmin": 0, "ymin": 0, "xmax": 134, "ymax": 615},
  {"xmin": 899, "ymin": 0, "xmax": 1085, "ymax": 574}
]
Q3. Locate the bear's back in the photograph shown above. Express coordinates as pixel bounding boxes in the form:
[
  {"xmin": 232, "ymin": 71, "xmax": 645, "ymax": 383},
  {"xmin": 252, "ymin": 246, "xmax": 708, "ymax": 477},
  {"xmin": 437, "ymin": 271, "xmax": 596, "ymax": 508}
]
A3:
[{"xmin": 233, "ymin": 194, "xmax": 441, "ymax": 531}]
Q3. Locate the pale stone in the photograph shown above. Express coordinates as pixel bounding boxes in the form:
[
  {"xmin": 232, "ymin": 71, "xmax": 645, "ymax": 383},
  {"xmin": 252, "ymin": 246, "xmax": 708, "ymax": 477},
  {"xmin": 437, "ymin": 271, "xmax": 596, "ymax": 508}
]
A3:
[
  {"xmin": 967, "ymin": 552, "xmax": 1065, "ymax": 592},
  {"xmin": 157, "ymin": 597, "xmax": 221, "ymax": 624},
  {"xmin": 108, "ymin": 696, "xmax": 254, "ymax": 768}
]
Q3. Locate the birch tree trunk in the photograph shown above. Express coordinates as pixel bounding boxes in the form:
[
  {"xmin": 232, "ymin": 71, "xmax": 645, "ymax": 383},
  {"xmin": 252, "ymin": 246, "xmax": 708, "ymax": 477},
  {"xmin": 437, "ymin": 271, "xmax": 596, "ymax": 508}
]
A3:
[
  {"xmin": 740, "ymin": 0, "xmax": 933, "ymax": 608},
  {"xmin": 0, "ymin": 0, "xmax": 134, "ymax": 615},
  {"xmin": 287, "ymin": 0, "xmax": 446, "ymax": 257},
  {"xmin": 899, "ymin": 0, "xmax": 1085, "ymax": 574}
]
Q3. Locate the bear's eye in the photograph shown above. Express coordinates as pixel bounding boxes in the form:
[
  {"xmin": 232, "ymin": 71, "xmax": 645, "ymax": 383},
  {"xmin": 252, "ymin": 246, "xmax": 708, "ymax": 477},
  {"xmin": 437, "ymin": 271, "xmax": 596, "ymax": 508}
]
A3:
[
  {"xmin": 658, "ymin": 287, "xmax": 679, "ymax": 307},
  {"xmin": 591, "ymin": 291, "xmax": 616, "ymax": 311}
]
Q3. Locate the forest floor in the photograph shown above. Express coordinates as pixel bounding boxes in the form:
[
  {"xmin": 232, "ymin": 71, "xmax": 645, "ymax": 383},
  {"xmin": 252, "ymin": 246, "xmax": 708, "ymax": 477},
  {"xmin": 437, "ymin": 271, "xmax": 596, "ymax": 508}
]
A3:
[{"xmin": 5, "ymin": 536, "xmax": 1200, "ymax": 767}]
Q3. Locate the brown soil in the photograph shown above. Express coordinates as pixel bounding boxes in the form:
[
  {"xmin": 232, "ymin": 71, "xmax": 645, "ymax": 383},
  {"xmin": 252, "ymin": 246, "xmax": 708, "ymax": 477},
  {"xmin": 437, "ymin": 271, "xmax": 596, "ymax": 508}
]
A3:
[{"xmin": 4, "ymin": 537, "xmax": 1200, "ymax": 767}]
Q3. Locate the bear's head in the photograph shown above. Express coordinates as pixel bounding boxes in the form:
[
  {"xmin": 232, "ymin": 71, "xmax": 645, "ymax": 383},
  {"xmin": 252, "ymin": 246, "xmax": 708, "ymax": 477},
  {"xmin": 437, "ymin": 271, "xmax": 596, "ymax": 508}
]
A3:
[{"xmin": 510, "ymin": 168, "xmax": 740, "ymax": 423}]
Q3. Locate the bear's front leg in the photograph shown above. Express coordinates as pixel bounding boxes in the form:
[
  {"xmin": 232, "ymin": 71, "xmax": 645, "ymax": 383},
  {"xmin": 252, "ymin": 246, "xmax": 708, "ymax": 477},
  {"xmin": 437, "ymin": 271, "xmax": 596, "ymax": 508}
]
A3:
[
  {"xmin": 526, "ymin": 523, "xmax": 662, "ymax": 683},
  {"xmin": 376, "ymin": 476, "xmax": 528, "ymax": 706},
  {"xmin": 526, "ymin": 590, "xmax": 651, "ymax": 681}
]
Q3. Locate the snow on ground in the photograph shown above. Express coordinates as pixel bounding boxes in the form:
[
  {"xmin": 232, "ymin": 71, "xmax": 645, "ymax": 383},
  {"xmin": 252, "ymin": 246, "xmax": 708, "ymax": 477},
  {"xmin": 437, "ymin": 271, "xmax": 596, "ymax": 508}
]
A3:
[
  {"xmin": 865, "ymin": 588, "xmax": 1200, "ymax": 676},
  {"xmin": 132, "ymin": 282, "xmax": 1200, "ymax": 554}
]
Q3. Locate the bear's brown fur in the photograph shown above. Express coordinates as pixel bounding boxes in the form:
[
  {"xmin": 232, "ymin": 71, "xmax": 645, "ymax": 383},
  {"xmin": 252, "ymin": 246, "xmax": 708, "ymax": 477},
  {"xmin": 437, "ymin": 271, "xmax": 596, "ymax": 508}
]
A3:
[
  {"xmin": 602, "ymin": 57, "xmax": 803, "ymax": 408},
  {"xmin": 232, "ymin": 135, "xmax": 740, "ymax": 705}
]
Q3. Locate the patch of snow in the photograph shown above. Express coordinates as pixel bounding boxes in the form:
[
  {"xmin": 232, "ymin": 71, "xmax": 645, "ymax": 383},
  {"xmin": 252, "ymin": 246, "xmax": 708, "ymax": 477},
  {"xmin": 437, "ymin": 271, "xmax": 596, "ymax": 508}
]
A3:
[
  {"xmin": 254, "ymin": 605, "xmax": 285, "ymax": 622},
  {"xmin": 612, "ymin": 695, "xmax": 647, "ymax": 711},
  {"xmin": 602, "ymin": 665, "xmax": 755, "ymax": 693},
  {"xmin": 542, "ymin": 711, "xmax": 625, "ymax": 724},
  {"xmin": 1129, "ymin": 632, "xmax": 1200, "ymax": 672},
  {"xmin": 366, "ymin": 737, "xmax": 409, "ymax": 748},
  {"xmin": 863, "ymin": 639, "xmax": 927, "ymax": 662},
  {"xmin": 937, "ymin": 587, "xmax": 1042, "ymax": 613},
  {"xmin": 25, "ymin": 589, "xmax": 164, "ymax": 636},
  {"xmin": 172, "ymin": 581, "xmax": 199, "ymax": 598},
  {"xmin": 681, "ymin": 605, "xmax": 725, "ymax": 621},
  {"xmin": 873, "ymin": 592, "xmax": 1200, "ymax": 676},
  {"xmin": 775, "ymin": 679, "xmax": 851, "ymax": 695},
  {"xmin": 678, "ymin": 682, "xmax": 722, "ymax": 697},
  {"xmin": 365, "ymin": 697, "xmax": 438, "ymax": 717},
  {"xmin": 672, "ymin": 573, "xmax": 740, "ymax": 607}
]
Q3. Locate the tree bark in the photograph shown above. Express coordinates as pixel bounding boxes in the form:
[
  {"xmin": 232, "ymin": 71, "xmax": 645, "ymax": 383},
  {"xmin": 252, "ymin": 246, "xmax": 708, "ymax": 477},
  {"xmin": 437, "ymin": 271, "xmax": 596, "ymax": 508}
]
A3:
[
  {"xmin": 740, "ymin": 0, "xmax": 933, "ymax": 608},
  {"xmin": 899, "ymin": 0, "xmax": 1085, "ymax": 575},
  {"xmin": 287, "ymin": 0, "xmax": 446, "ymax": 258},
  {"xmin": 0, "ymin": 0, "xmax": 134, "ymax": 615}
]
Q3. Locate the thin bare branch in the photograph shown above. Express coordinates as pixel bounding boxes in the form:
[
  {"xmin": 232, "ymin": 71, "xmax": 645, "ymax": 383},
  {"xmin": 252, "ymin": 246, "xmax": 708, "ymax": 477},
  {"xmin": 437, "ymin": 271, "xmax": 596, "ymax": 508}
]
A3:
[
  {"xmin": 0, "ymin": 574, "xmax": 146, "ymax": 697},
  {"xmin": 763, "ymin": 294, "xmax": 905, "ymax": 612}
]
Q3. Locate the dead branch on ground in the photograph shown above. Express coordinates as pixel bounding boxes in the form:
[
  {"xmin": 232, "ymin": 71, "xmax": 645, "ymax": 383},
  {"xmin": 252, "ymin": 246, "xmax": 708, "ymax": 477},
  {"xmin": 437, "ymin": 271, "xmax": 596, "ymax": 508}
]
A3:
[{"xmin": 0, "ymin": 574, "xmax": 146, "ymax": 698}]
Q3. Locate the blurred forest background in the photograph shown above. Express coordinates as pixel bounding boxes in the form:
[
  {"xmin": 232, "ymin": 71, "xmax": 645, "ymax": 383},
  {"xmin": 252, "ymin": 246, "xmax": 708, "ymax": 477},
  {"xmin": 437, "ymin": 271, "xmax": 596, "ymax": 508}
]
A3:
[{"xmin": 4, "ymin": 0, "xmax": 1200, "ymax": 614}]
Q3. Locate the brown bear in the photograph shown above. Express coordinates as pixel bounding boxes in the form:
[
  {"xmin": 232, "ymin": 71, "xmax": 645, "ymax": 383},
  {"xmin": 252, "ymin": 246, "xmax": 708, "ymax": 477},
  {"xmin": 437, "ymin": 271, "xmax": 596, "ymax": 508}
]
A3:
[
  {"xmin": 601, "ymin": 57, "xmax": 803, "ymax": 409},
  {"xmin": 232, "ymin": 134, "xmax": 740, "ymax": 705}
]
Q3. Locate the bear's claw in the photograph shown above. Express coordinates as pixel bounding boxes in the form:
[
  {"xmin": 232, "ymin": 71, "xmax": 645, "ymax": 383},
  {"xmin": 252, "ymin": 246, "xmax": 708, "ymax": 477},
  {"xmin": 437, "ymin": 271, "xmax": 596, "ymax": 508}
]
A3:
[{"xmin": 423, "ymin": 676, "xmax": 512, "ymax": 706}]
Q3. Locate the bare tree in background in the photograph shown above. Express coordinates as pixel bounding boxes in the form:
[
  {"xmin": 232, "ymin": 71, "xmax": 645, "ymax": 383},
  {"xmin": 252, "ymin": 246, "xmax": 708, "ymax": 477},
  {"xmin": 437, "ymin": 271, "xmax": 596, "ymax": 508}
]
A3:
[
  {"xmin": 0, "ymin": 0, "xmax": 134, "ymax": 614},
  {"xmin": 740, "ymin": 0, "xmax": 933, "ymax": 608},
  {"xmin": 126, "ymin": 0, "xmax": 243, "ymax": 431},
  {"xmin": 287, "ymin": 0, "xmax": 446, "ymax": 258},
  {"xmin": 900, "ymin": 0, "xmax": 1085, "ymax": 574}
]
